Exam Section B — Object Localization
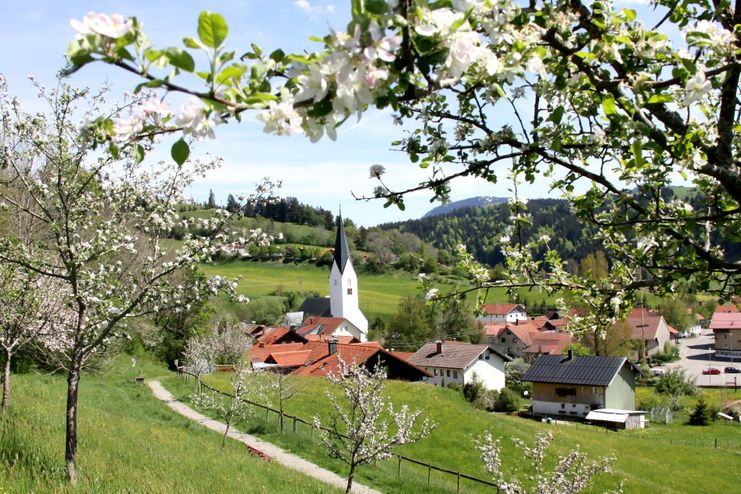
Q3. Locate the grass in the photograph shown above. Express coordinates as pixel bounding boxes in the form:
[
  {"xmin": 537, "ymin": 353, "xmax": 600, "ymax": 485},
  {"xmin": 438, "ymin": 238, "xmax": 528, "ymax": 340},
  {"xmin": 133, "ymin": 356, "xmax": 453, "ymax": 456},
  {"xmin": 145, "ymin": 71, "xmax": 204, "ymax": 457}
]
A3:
[
  {"xmin": 199, "ymin": 260, "xmax": 559, "ymax": 322},
  {"xmin": 182, "ymin": 372, "xmax": 741, "ymax": 494},
  {"xmin": 0, "ymin": 357, "xmax": 341, "ymax": 493}
]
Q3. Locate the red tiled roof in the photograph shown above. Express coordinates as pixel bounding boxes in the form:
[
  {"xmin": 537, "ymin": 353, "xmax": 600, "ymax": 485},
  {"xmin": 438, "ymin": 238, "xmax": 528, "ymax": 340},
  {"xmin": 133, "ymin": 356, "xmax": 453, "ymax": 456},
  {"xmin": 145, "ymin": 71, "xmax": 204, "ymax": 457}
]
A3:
[
  {"xmin": 481, "ymin": 303, "xmax": 523, "ymax": 316},
  {"xmin": 524, "ymin": 331, "xmax": 573, "ymax": 355},
  {"xmin": 304, "ymin": 334, "xmax": 358, "ymax": 344},
  {"xmin": 710, "ymin": 312, "xmax": 741, "ymax": 330},
  {"xmin": 714, "ymin": 302, "xmax": 740, "ymax": 314},
  {"xmin": 251, "ymin": 342, "xmax": 307, "ymax": 362},
  {"xmin": 257, "ymin": 326, "xmax": 291, "ymax": 345},
  {"xmin": 486, "ymin": 322, "xmax": 541, "ymax": 346},
  {"xmin": 390, "ymin": 351, "xmax": 414, "ymax": 361},
  {"xmin": 666, "ymin": 324, "xmax": 678, "ymax": 335},
  {"xmin": 266, "ymin": 350, "xmax": 313, "ymax": 367}
]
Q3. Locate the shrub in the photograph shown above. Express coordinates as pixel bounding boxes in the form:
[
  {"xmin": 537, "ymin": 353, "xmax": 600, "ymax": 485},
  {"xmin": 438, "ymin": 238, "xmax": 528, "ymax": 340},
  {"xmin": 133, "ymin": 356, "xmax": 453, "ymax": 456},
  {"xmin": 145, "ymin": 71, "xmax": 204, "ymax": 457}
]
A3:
[
  {"xmin": 653, "ymin": 342, "xmax": 680, "ymax": 364},
  {"xmin": 494, "ymin": 388, "xmax": 521, "ymax": 413},
  {"xmin": 655, "ymin": 369, "xmax": 697, "ymax": 397},
  {"xmin": 474, "ymin": 389, "xmax": 500, "ymax": 412},
  {"xmin": 463, "ymin": 376, "xmax": 485, "ymax": 403},
  {"xmin": 688, "ymin": 396, "xmax": 711, "ymax": 426}
]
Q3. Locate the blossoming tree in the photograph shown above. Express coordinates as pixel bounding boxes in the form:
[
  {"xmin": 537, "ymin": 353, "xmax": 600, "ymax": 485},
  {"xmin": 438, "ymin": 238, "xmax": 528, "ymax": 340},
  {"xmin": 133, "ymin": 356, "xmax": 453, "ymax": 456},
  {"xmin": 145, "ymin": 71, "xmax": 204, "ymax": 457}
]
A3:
[
  {"xmin": 65, "ymin": 2, "xmax": 740, "ymax": 335},
  {"xmin": 477, "ymin": 430, "xmax": 621, "ymax": 493},
  {"xmin": 312, "ymin": 357, "xmax": 434, "ymax": 494},
  {"xmin": 0, "ymin": 78, "xmax": 249, "ymax": 482},
  {"xmin": 0, "ymin": 264, "xmax": 61, "ymax": 410}
]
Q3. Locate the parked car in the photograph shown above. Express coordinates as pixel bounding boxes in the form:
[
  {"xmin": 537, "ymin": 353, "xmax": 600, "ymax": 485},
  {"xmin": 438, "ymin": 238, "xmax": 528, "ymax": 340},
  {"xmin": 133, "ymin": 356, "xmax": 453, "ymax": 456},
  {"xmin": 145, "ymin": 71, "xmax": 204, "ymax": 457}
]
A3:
[
  {"xmin": 724, "ymin": 367, "xmax": 741, "ymax": 374},
  {"xmin": 702, "ymin": 368, "xmax": 721, "ymax": 375},
  {"xmin": 650, "ymin": 367, "xmax": 666, "ymax": 376}
]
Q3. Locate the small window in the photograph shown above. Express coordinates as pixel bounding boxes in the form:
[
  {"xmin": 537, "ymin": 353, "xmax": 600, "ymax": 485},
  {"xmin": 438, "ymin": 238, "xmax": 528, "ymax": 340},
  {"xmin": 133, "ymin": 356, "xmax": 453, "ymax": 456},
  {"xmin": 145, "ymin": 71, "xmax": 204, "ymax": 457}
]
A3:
[
  {"xmin": 347, "ymin": 278, "xmax": 352, "ymax": 286},
  {"xmin": 453, "ymin": 370, "xmax": 458, "ymax": 379},
  {"xmin": 333, "ymin": 280, "xmax": 337, "ymax": 286},
  {"xmin": 446, "ymin": 369, "xmax": 451, "ymax": 377},
  {"xmin": 433, "ymin": 369, "xmax": 437, "ymax": 376},
  {"xmin": 501, "ymin": 338, "xmax": 506, "ymax": 343},
  {"xmin": 485, "ymin": 354, "xmax": 490, "ymax": 360},
  {"xmin": 347, "ymin": 288, "xmax": 353, "ymax": 295}
]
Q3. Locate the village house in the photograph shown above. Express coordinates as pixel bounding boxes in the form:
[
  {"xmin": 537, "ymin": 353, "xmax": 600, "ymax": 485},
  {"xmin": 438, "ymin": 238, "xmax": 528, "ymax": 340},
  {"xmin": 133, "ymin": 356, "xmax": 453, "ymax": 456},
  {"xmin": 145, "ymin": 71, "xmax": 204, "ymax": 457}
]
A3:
[
  {"xmin": 484, "ymin": 322, "xmax": 573, "ymax": 360},
  {"xmin": 626, "ymin": 308, "xmax": 674, "ymax": 359},
  {"xmin": 522, "ymin": 352, "xmax": 642, "ymax": 421},
  {"xmin": 408, "ymin": 340, "xmax": 510, "ymax": 391},
  {"xmin": 477, "ymin": 303, "xmax": 528, "ymax": 324},
  {"xmin": 710, "ymin": 311, "xmax": 741, "ymax": 360}
]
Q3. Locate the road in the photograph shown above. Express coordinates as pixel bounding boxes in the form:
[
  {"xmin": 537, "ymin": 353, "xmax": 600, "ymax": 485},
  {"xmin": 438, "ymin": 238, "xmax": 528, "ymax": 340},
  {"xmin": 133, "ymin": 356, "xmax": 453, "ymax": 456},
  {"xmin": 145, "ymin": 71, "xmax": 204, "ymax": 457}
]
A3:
[{"xmin": 663, "ymin": 329, "xmax": 741, "ymax": 387}]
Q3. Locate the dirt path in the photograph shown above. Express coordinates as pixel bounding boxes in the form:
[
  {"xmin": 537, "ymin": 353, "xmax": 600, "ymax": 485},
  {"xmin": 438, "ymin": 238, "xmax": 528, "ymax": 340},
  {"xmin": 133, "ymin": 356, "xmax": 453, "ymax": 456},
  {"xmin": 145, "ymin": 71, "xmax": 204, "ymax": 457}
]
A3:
[{"xmin": 147, "ymin": 380, "xmax": 382, "ymax": 494}]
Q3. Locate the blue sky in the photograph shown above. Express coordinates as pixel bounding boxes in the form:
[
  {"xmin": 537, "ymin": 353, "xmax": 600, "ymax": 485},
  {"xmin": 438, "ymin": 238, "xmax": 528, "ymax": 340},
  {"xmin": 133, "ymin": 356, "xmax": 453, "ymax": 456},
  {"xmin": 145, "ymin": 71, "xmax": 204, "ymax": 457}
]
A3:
[{"xmin": 0, "ymin": 0, "xmax": 657, "ymax": 227}]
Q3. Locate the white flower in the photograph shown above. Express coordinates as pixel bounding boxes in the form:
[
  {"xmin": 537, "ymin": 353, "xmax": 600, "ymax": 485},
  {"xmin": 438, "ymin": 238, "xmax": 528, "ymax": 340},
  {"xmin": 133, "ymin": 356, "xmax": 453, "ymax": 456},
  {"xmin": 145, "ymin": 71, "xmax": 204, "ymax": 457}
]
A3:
[
  {"xmin": 425, "ymin": 288, "xmax": 439, "ymax": 300},
  {"xmin": 111, "ymin": 117, "xmax": 142, "ymax": 143},
  {"xmin": 71, "ymin": 12, "xmax": 133, "ymax": 39},
  {"xmin": 141, "ymin": 99, "xmax": 171, "ymax": 118},
  {"xmin": 370, "ymin": 164, "xmax": 386, "ymax": 178},
  {"xmin": 526, "ymin": 54, "xmax": 546, "ymax": 76},
  {"xmin": 415, "ymin": 8, "xmax": 465, "ymax": 37},
  {"xmin": 417, "ymin": 272, "xmax": 428, "ymax": 282},
  {"xmin": 257, "ymin": 92, "xmax": 303, "ymax": 136},
  {"xmin": 683, "ymin": 71, "xmax": 712, "ymax": 107},
  {"xmin": 295, "ymin": 64, "xmax": 329, "ymax": 103},
  {"xmin": 176, "ymin": 97, "xmax": 221, "ymax": 139}
]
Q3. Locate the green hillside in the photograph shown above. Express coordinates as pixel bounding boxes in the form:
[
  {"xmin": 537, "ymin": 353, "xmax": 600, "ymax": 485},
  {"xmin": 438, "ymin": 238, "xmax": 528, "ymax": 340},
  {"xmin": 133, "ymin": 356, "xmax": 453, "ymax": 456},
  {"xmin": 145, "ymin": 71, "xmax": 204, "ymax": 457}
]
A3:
[
  {"xmin": 0, "ymin": 358, "xmax": 339, "ymax": 493},
  {"xmin": 183, "ymin": 372, "xmax": 741, "ymax": 494}
]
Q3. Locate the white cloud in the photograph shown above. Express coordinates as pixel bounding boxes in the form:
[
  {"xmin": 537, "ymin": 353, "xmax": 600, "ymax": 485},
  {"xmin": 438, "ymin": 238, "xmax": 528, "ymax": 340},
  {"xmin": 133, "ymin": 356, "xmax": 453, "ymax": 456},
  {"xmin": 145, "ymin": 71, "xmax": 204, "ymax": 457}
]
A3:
[{"xmin": 294, "ymin": 0, "xmax": 335, "ymax": 16}]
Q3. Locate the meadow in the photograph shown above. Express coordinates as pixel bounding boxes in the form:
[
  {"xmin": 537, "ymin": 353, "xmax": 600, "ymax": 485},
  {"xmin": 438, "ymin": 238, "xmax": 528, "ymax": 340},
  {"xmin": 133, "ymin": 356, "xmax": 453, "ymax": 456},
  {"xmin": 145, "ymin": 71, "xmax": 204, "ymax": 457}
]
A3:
[
  {"xmin": 168, "ymin": 372, "xmax": 741, "ymax": 494},
  {"xmin": 0, "ymin": 357, "xmax": 340, "ymax": 493}
]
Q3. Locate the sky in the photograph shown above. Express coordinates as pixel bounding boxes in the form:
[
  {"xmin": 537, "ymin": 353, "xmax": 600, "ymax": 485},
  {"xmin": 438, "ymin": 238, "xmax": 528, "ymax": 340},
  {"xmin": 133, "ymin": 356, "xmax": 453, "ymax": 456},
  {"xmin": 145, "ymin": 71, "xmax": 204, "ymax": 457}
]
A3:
[{"xmin": 0, "ymin": 0, "xmax": 658, "ymax": 227}]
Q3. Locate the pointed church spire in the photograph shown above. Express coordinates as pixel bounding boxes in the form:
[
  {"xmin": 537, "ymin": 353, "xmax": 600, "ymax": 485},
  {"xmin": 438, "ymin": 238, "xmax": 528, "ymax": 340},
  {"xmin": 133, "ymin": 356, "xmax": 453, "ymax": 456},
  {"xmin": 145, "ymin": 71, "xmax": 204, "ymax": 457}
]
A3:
[{"xmin": 333, "ymin": 213, "xmax": 351, "ymax": 274}]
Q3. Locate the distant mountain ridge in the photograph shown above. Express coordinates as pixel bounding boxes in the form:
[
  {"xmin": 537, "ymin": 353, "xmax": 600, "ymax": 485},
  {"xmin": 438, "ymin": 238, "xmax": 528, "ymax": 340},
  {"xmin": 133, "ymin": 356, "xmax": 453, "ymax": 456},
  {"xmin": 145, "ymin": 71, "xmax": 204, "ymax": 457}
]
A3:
[{"xmin": 423, "ymin": 196, "xmax": 508, "ymax": 218}]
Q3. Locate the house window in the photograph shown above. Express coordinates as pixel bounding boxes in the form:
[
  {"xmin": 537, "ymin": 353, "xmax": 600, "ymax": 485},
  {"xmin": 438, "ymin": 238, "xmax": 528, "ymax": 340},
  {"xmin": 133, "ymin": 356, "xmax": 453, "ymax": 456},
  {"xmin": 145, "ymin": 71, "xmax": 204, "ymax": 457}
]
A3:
[
  {"xmin": 501, "ymin": 338, "xmax": 506, "ymax": 342},
  {"xmin": 347, "ymin": 279, "xmax": 352, "ymax": 286},
  {"xmin": 446, "ymin": 369, "xmax": 451, "ymax": 377},
  {"xmin": 453, "ymin": 370, "xmax": 458, "ymax": 379},
  {"xmin": 347, "ymin": 288, "xmax": 353, "ymax": 295},
  {"xmin": 433, "ymin": 369, "xmax": 437, "ymax": 376},
  {"xmin": 485, "ymin": 354, "xmax": 490, "ymax": 360}
]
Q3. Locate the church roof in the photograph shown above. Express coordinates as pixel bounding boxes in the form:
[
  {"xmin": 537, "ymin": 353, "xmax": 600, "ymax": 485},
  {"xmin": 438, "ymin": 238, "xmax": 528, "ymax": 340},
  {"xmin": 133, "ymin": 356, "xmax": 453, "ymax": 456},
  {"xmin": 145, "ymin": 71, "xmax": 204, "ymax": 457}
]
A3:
[
  {"xmin": 333, "ymin": 214, "xmax": 351, "ymax": 274},
  {"xmin": 299, "ymin": 297, "xmax": 332, "ymax": 317}
]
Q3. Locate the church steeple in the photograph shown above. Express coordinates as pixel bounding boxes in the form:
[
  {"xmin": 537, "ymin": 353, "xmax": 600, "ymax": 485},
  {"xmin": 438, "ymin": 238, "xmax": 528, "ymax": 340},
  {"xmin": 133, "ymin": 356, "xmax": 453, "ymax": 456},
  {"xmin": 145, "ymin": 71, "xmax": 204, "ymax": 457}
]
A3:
[
  {"xmin": 328, "ymin": 212, "xmax": 368, "ymax": 341},
  {"xmin": 333, "ymin": 214, "xmax": 351, "ymax": 274}
]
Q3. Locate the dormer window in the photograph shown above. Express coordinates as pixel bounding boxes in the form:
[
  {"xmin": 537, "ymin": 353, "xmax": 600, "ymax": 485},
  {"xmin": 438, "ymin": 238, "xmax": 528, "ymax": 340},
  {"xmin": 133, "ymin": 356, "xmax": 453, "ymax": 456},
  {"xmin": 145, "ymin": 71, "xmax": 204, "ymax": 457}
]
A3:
[{"xmin": 347, "ymin": 279, "xmax": 352, "ymax": 286}]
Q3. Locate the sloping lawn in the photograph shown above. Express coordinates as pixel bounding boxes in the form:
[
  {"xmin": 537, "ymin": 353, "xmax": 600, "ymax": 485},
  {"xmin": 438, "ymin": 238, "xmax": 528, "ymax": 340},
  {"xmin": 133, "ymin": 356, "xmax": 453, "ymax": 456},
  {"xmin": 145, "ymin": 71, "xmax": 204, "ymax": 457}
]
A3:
[
  {"xmin": 184, "ymin": 372, "xmax": 741, "ymax": 494},
  {"xmin": 0, "ymin": 357, "xmax": 340, "ymax": 493}
]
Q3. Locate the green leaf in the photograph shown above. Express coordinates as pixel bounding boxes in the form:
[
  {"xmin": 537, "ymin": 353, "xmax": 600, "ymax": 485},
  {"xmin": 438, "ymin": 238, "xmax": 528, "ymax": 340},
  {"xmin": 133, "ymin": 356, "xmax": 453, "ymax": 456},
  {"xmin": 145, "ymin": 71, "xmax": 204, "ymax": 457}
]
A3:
[
  {"xmin": 269, "ymin": 49, "xmax": 285, "ymax": 63},
  {"xmin": 164, "ymin": 48, "xmax": 195, "ymax": 72},
  {"xmin": 631, "ymin": 141, "xmax": 645, "ymax": 167},
  {"xmin": 183, "ymin": 36, "xmax": 202, "ymax": 49},
  {"xmin": 171, "ymin": 139, "xmax": 190, "ymax": 166},
  {"xmin": 197, "ymin": 11, "xmax": 228, "ymax": 49},
  {"xmin": 647, "ymin": 93, "xmax": 673, "ymax": 104},
  {"xmin": 134, "ymin": 144, "xmax": 145, "ymax": 164},
  {"xmin": 602, "ymin": 95, "xmax": 617, "ymax": 115},
  {"xmin": 366, "ymin": 0, "xmax": 388, "ymax": 15},
  {"xmin": 216, "ymin": 64, "xmax": 247, "ymax": 84},
  {"xmin": 549, "ymin": 106, "xmax": 565, "ymax": 125}
]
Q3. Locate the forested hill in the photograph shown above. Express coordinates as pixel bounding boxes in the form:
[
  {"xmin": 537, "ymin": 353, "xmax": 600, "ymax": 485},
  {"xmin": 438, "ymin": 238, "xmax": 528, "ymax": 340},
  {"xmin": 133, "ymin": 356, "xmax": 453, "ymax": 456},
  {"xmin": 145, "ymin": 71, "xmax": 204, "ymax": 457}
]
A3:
[
  {"xmin": 379, "ymin": 199, "xmax": 602, "ymax": 267},
  {"xmin": 423, "ymin": 196, "xmax": 507, "ymax": 217}
]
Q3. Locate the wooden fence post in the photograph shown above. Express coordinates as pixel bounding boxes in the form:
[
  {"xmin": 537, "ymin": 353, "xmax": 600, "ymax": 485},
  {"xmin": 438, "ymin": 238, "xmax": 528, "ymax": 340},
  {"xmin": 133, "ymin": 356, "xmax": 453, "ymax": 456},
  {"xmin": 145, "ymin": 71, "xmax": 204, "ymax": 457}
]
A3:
[
  {"xmin": 428, "ymin": 463, "xmax": 432, "ymax": 486},
  {"xmin": 293, "ymin": 416, "xmax": 297, "ymax": 433},
  {"xmin": 397, "ymin": 455, "xmax": 401, "ymax": 476},
  {"xmin": 457, "ymin": 471, "xmax": 461, "ymax": 493}
]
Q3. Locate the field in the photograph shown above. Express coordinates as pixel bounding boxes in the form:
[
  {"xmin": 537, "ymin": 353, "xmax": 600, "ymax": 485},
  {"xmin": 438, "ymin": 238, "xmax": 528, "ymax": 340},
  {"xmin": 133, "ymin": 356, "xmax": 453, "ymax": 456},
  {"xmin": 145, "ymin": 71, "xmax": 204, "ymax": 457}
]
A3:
[
  {"xmin": 199, "ymin": 260, "xmax": 558, "ymax": 322},
  {"xmin": 170, "ymin": 372, "xmax": 741, "ymax": 494},
  {"xmin": 0, "ymin": 357, "xmax": 340, "ymax": 493}
]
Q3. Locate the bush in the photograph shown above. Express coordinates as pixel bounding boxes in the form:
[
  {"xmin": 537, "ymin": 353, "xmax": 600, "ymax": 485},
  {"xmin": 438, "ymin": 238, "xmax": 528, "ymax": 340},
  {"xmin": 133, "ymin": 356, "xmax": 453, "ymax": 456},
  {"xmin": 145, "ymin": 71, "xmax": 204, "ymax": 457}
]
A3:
[
  {"xmin": 463, "ymin": 376, "xmax": 485, "ymax": 403},
  {"xmin": 653, "ymin": 342, "xmax": 680, "ymax": 364},
  {"xmin": 494, "ymin": 388, "xmax": 521, "ymax": 413},
  {"xmin": 655, "ymin": 369, "xmax": 697, "ymax": 397},
  {"xmin": 474, "ymin": 389, "xmax": 500, "ymax": 412}
]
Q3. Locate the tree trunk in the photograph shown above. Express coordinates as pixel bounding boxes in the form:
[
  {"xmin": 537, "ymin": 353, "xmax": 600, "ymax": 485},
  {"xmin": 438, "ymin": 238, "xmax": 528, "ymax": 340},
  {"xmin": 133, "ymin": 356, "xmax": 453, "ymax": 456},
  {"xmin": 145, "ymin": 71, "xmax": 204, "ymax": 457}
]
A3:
[
  {"xmin": 65, "ymin": 355, "xmax": 83, "ymax": 484},
  {"xmin": 221, "ymin": 416, "xmax": 231, "ymax": 450},
  {"xmin": 345, "ymin": 464, "xmax": 355, "ymax": 494},
  {"xmin": 1, "ymin": 348, "xmax": 11, "ymax": 411}
]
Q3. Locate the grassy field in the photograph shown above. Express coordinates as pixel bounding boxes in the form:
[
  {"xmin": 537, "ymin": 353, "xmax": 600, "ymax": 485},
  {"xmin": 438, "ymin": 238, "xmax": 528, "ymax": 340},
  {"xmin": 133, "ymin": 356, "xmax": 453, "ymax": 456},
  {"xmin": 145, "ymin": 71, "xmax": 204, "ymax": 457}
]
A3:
[
  {"xmin": 178, "ymin": 373, "xmax": 741, "ymax": 494},
  {"xmin": 0, "ymin": 357, "xmax": 340, "ymax": 493},
  {"xmin": 199, "ymin": 260, "xmax": 558, "ymax": 322}
]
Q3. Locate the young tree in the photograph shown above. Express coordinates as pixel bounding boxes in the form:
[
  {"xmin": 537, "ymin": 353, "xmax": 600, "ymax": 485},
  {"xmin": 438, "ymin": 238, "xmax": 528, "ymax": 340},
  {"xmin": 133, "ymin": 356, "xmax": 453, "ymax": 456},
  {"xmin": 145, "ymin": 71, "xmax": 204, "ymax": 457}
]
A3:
[
  {"xmin": 191, "ymin": 360, "xmax": 270, "ymax": 449},
  {"xmin": 0, "ymin": 264, "xmax": 60, "ymax": 410},
  {"xmin": 0, "ymin": 79, "xmax": 236, "ymax": 483},
  {"xmin": 313, "ymin": 358, "xmax": 434, "ymax": 494},
  {"xmin": 207, "ymin": 189, "xmax": 217, "ymax": 209},
  {"xmin": 477, "ymin": 430, "xmax": 620, "ymax": 493}
]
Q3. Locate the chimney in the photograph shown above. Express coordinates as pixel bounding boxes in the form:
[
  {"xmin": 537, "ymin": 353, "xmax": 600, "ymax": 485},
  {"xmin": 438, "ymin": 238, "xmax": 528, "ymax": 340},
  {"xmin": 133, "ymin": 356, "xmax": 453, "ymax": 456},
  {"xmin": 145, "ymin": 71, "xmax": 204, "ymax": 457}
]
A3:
[
  {"xmin": 436, "ymin": 339, "xmax": 444, "ymax": 354},
  {"xmin": 567, "ymin": 348, "xmax": 574, "ymax": 360},
  {"xmin": 289, "ymin": 324, "xmax": 296, "ymax": 332},
  {"xmin": 328, "ymin": 337, "xmax": 338, "ymax": 355}
]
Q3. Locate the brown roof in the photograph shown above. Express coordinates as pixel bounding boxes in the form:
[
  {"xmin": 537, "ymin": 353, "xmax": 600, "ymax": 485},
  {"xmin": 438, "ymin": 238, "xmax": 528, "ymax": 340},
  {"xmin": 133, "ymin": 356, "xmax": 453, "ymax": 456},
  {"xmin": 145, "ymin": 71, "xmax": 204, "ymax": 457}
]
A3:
[
  {"xmin": 481, "ymin": 303, "xmax": 524, "ymax": 316},
  {"xmin": 390, "ymin": 351, "xmax": 414, "ymax": 361},
  {"xmin": 485, "ymin": 322, "xmax": 541, "ymax": 346},
  {"xmin": 714, "ymin": 303, "xmax": 740, "ymax": 314},
  {"xmin": 257, "ymin": 326, "xmax": 305, "ymax": 345},
  {"xmin": 710, "ymin": 312, "xmax": 741, "ymax": 330},
  {"xmin": 626, "ymin": 308, "xmax": 665, "ymax": 340},
  {"xmin": 524, "ymin": 332, "xmax": 574, "ymax": 355},
  {"xmin": 297, "ymin": 317, "xmax": 349, "ymax": 337},
  {"xmin": 304, "ymin": 334, "xmax": 358, "ymax": 344},
  {"xmin": 408, "ymin": 342, "xmax": 490, "ymax": 370},
  {"xmin": 251, "ymin": 342, "xmax": 307, "ymax": 363}
]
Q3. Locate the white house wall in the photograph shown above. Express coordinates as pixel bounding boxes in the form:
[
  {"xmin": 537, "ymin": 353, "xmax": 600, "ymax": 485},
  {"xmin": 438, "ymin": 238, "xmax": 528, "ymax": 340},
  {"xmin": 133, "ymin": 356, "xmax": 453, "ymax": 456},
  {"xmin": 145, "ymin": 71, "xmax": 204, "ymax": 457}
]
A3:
[
  {"xmin": 465, "ymin": 359, "xmax": 506, "ymax": 391},
  {"xmin": 532, "ymin": 400, "xmax": 592, "ymax": 418}
]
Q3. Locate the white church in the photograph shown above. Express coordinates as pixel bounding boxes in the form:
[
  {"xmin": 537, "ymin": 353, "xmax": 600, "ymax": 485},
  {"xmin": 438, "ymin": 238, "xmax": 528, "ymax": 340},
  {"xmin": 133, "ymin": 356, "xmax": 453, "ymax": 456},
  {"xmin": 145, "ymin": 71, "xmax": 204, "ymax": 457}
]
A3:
[{"xmin": 292, "ymin": 214, "xmax": 369, "ymax": 342}]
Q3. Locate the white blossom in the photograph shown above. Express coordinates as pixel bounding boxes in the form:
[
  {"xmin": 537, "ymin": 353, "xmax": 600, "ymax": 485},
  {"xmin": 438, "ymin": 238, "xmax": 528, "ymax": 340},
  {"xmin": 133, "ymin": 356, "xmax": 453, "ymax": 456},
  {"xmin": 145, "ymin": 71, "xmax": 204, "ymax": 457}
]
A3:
[
  {"xmin": 369, "ymin": 164, "xmax": 386, "ymax": 178},
  {"xmin": 71, "ymin": 12, "xmax": 133, "ymax": 39}
]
